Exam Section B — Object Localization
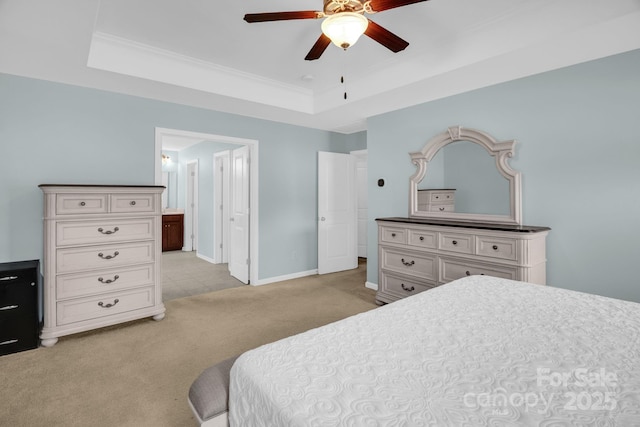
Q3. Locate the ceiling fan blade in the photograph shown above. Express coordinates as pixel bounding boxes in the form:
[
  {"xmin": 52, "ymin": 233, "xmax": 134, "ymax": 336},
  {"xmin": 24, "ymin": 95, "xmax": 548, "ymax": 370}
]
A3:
[
  {"xmin": 367, "ymin": 0, "xmax": 429, "ymax": 12},
  {"xmin": 244, "ymin": 11, "xmax": 321, "ymax": 23},
  {"xmin": 364, "ymin": 20, "xmax": 409, "ymax": 53},
  {"xmin": 305, "ymin": 34, "xmax": 332, "ymax": 61}
]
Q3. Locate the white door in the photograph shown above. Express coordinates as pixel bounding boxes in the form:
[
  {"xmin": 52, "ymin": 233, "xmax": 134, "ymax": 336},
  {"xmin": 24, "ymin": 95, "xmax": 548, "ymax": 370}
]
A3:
[
  {"xmin": 213, "ymin": 151, "xmax": 230, "ymax": 264},
  {"xmin": 318, "ymin": 151, "xmax": 357, "ymax": 274},
  {"xmin": 186, "ymin": 161, "xmax": 198, "ymax": 251},
  {"xmin": 229, "ymin": 146, "xmax": 250, "ymax": 284}
]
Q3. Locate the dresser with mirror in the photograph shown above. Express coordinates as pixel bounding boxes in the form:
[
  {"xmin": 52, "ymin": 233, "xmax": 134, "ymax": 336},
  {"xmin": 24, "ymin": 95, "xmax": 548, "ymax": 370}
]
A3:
[{"xmin": 376, "ymin": 126, "xmax": 550, "ymax": 305}]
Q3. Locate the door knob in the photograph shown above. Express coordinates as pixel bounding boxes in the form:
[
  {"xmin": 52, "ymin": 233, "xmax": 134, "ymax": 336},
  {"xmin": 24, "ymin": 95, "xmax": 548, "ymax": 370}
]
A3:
[{"xmin": 320, "ymin": 217, "xmax": 326, "ymax": 221}]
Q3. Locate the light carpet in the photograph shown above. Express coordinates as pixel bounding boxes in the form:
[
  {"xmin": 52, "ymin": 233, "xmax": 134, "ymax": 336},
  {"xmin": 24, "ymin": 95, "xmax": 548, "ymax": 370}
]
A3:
[{"xmin": 0, "ymin": 264, "xmax": 376, "ymax": 427}]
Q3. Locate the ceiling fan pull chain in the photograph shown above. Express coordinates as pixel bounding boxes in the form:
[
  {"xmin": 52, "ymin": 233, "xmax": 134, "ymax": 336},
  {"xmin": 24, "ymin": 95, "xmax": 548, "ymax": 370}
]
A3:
[{"xmin": 342, "ymin": 50, "xmax": 349, "ymax": 100}]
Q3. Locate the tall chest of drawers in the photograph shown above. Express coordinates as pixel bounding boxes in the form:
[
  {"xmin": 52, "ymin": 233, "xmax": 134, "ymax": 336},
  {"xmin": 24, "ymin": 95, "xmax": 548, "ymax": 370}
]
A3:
[
  {"xmin": 376, "ymin": 217, "xmax": 550, "ymax": 304},
  {"xmin": 39, "ymin": 185, "xmax": 166, "ymax": 347}
]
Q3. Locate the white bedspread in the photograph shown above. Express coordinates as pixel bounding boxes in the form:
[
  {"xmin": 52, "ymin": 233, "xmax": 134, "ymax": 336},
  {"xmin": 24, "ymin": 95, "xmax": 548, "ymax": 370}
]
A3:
[{"xmin": 229, "ymin": 276, "xmax": 640, "ymax": 426}]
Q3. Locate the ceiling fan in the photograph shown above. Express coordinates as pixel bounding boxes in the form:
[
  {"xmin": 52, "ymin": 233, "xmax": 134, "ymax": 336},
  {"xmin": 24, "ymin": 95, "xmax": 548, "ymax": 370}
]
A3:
[{"xmin": 244, "ymin": 0, "xmax": 429, "ymax": 61}]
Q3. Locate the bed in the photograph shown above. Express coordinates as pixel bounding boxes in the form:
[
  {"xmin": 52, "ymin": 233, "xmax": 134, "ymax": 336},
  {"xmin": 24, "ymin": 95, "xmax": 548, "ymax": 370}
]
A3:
[{"xmin": 228, "ymin": 276, "xmax": 640, "ymax": 425}]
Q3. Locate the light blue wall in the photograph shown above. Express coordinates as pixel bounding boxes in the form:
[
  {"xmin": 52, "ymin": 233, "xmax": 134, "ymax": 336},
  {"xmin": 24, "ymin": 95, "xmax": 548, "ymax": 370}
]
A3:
[
  {"xmin": 0, "ymin": 73, "xmax": 363, "ymax": 280},
  {"xmin": 367, "ymin": 48, "xmax": 640, "ymax": 302}
]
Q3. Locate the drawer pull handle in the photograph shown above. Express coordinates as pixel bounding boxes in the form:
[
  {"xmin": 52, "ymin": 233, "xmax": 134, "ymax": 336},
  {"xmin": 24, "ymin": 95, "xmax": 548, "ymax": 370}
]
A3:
[
  {"xmin": 0, "ymin": 305, "xmax": 18, "ymax": 311},
  {"xmin": 391, "ymin": 233, "xmax": 396, "ymax": 237},
  {"xmin": 0, "ymin": 339, "xmax": 18, "ymax": 346},
  {"xmin": 452, "ymin": 240, "xmax": 458, "ymax": 245},
  {"xmin": 97, "ymin": 227, "xmax": 119, "ymax": 235},
  {"xmin": 439, "ymin": 207, "xmax": 445, "ymax": 211},
  {"xmin": 401, "ymin": 284, "xmax": 415, "ymax": 292},
  {"xmin": 0, "ymin": 275, "xmax": 18, "ymax": 281},
  {"xmin": 130, "ymin": 201, "xmax": 137, "ymax": 206},
  {"xmin": 465, "ymin": 271, "xmax": 485, "ymax": 276},
  {"xmin": 80, "ymin": 201, "xmax": 86, "ymax": 206},
  {"xmin": 98, "ymin": 299, "xmax": 120, "ymax": 309},
  {"xmin": 98, "ymin": 251, "xmax": 119, "ymax": 260},
  {"xmin": 401, "ymin": 258, "xmax": 415, "ymax": 267},
  {"xmin": 419, "ymin": 236, "xmax": 424, "ymax": 241},
  {"xmin": 98, "ymin": 275, "xmax": 120, "ymax": 284},
  {"xmin": 492, "ymin": 245, "xmax": 499, "ymax": 250}
]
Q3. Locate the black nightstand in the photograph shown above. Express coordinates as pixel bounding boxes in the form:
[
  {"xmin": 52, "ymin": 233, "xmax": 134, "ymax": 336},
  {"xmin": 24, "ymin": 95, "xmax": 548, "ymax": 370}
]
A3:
[{"xmin": 0, "ymin": 260, "xmax": 40, "ymax": 356}]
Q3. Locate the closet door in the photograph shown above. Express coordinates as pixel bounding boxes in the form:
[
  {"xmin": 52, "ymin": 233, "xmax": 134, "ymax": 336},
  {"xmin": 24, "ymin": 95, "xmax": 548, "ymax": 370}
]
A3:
[{"xmin": 318, "ymin": 151, "xmax": 357, "ymax": 275}]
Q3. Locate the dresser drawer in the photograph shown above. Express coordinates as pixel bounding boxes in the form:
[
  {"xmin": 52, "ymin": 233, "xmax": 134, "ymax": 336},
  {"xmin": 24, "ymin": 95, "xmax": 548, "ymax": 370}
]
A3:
[
  {"xmin": 381, "ymin": 272, "xmax": 436, "ymax": 300},
  {"xmin": 380, "ymin": 226, "xmax": 407, "ymax": 245},
  {"xmin": 0, "ymin": 281, "xmax": 37, "ymax": 318},
  {"xmin": 56, "ymin": 264, "xmax": 155, "ymax": 300},
  {"xmin": 439, "ymin": 257, "xmax": 517, "ymax": 282},
  {"xmin": 56, "ymin": 241, "xmax": 155, "ymax": 273},
  {"xmin": 56, "ymin": 218, "xmax": 155, "ymax": 247},
  {"xmin": 426, "ymin": 204, "xmax": 454, "ymax": 213},
  {"xmin": 438, "ymin": 232, "xmax": 474, "ymax": 254},
  {"xmin": 56, "ymin": 194, "xmax": 108, "ymax": 215},
  {"xmin": 407, "ymin": 229, "xmax": 437, "ymax": 249},
  {"xmin": 476, "ymin": 236, "xmax": 518, "ymax": 261},
  {"xmin": 56, "ymin": 286, "xmax": 155, "ymax": 326},
  {"xmin": 0, "ymin": 315, "xmax": 39, "ymax": 355},
  {"xmin": 110, "ymin": 194, "xmax": 156, "ymax": 213},
  {"xmin": 380, "ymin": 247, "xmax": 436, "ymax": 280}
]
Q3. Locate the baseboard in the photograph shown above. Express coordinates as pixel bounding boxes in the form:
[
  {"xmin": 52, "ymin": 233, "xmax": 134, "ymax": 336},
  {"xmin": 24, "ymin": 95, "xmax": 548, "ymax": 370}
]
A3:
[
  {"xmin": 196, "ymin": 253, "xmax": 216, "ymax": 264},
  {"xmin": 365, "ymin": 281, "xmax": 378, "ymax": 291},
  {"xmin": 254, "ymin": 269, "xmax": 318, "ymax": 286}
]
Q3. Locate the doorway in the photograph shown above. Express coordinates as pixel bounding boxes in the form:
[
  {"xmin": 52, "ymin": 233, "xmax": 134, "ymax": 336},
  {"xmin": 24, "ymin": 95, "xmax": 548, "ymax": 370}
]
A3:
[{"xmin": 154, "ymin": 128, "xmax": 259, "ymax": 286}]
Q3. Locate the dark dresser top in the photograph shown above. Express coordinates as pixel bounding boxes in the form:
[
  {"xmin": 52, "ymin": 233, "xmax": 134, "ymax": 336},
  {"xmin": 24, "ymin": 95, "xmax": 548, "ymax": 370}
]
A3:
[{"xmin": 376, "ymin": 217, "xmax": 551, "ymax": 233}]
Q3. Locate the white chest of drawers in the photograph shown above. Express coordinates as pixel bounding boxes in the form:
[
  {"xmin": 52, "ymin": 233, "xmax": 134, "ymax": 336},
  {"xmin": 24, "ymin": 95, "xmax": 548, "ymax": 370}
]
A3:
[
  {"xmin": 376, "ymin": 218, "xmax": 550, "ymax": 304},
  {"xmin": 417, "ymin": 189, "xmax": 456, "ymax": 213},
  {"xmin": 39, "ymin": 185, "xmax": 166, "ymax": 347}
]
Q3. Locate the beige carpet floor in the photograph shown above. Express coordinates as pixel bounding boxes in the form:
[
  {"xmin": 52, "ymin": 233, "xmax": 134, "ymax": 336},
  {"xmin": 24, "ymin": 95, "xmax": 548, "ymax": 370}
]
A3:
[
  {"xmin": 0, "ymin": 261, "xmax": 376, "ymax": 427},
  {"xmin": 162, "ymin": 251, "xmax": 244, "ymax": 301}
]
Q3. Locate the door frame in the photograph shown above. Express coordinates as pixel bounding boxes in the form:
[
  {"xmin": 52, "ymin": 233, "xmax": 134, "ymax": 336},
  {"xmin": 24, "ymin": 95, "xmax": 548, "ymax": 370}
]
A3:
[
  {"xmin": 154, "ymin": 127, "xmax": 259, "ymax": 285},
  {"xmin": 351, "ymin": 149, "xmax": 368, "ymax": 259}
]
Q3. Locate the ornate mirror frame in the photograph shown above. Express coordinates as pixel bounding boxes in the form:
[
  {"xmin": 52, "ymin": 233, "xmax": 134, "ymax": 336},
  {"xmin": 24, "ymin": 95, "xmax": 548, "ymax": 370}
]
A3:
[{"xmin": 409, "ymin": 126, "xmax": 522, "ymax": 225}]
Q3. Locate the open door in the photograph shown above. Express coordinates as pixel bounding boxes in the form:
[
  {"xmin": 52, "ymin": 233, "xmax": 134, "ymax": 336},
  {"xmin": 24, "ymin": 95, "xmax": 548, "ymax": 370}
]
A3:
[
  {"xmin": 318, "ymin": 151, "xmax": 357, "ymax": 274},
  {"xmin": 229, "ymin": 145, "xmax": 250, "ymax": 284}
]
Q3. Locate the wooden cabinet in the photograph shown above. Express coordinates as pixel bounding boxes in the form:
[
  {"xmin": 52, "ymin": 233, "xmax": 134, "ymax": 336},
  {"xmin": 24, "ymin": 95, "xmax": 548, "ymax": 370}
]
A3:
[
  {"xmin": 39, "ymin": 185, "xmax": 165, "ymax": 347},
  {"xmin": 162, "ymin": 214, "xmax": 184, "ymax": 252},
  {"xmin": 376, "ymin": 218, "xmax": 549, "ymax": 304},
  {"xmin": 0, "ymin": 260, "xmax": 40, "ymax": 355}
]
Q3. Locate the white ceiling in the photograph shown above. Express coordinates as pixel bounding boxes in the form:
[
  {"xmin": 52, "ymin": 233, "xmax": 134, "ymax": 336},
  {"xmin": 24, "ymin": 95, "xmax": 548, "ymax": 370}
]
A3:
[{"xmin": 2, "ymin": 0, "xmax": 640, "ymax": 133}]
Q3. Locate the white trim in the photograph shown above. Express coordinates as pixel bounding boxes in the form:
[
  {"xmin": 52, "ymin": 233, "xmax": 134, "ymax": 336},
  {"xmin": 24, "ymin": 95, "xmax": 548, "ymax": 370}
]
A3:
[
  {"xmin": 89, "ymin": 31, "xmax": 313, "ymax": 114},
  {"xmin": 155, "ymin": 127, "xmax": 259, "ymax": 286},
  {"xmin": 365, "ymin": 281, "xmax": 378, "ymax": 291},
  {"xmin": 254, "ymin": 269, "xmax": 319, "ymax": 287}
]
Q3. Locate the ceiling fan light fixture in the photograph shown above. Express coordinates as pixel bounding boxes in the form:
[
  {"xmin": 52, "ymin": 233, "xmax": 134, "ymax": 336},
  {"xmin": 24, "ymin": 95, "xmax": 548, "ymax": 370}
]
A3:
[{"xmin": 321, "ymin": 12, "xmax": 368, "ymax": 49}]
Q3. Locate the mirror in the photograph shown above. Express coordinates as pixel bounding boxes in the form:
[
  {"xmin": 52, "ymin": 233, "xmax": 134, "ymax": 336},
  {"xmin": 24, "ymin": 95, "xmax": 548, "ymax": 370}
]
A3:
[
  {"xmin": 409, "ymin": 126, "xmax": 522, "ymax": 225},
  {"xmin": 161, "ymin": 171, "xmax": 178, "ymax": 209}
]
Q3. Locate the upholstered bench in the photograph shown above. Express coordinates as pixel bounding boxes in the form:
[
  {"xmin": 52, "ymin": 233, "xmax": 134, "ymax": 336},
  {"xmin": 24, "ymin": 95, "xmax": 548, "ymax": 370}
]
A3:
[{"xmin": 188, "ymin": 355, "xmax": 239, "ymax": 427}]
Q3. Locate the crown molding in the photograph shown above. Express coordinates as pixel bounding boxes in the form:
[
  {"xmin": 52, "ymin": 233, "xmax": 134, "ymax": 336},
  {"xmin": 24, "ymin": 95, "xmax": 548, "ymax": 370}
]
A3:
[{"xmin": 87, "ymin": 31, "xmax": 315, "ymax": 114}]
